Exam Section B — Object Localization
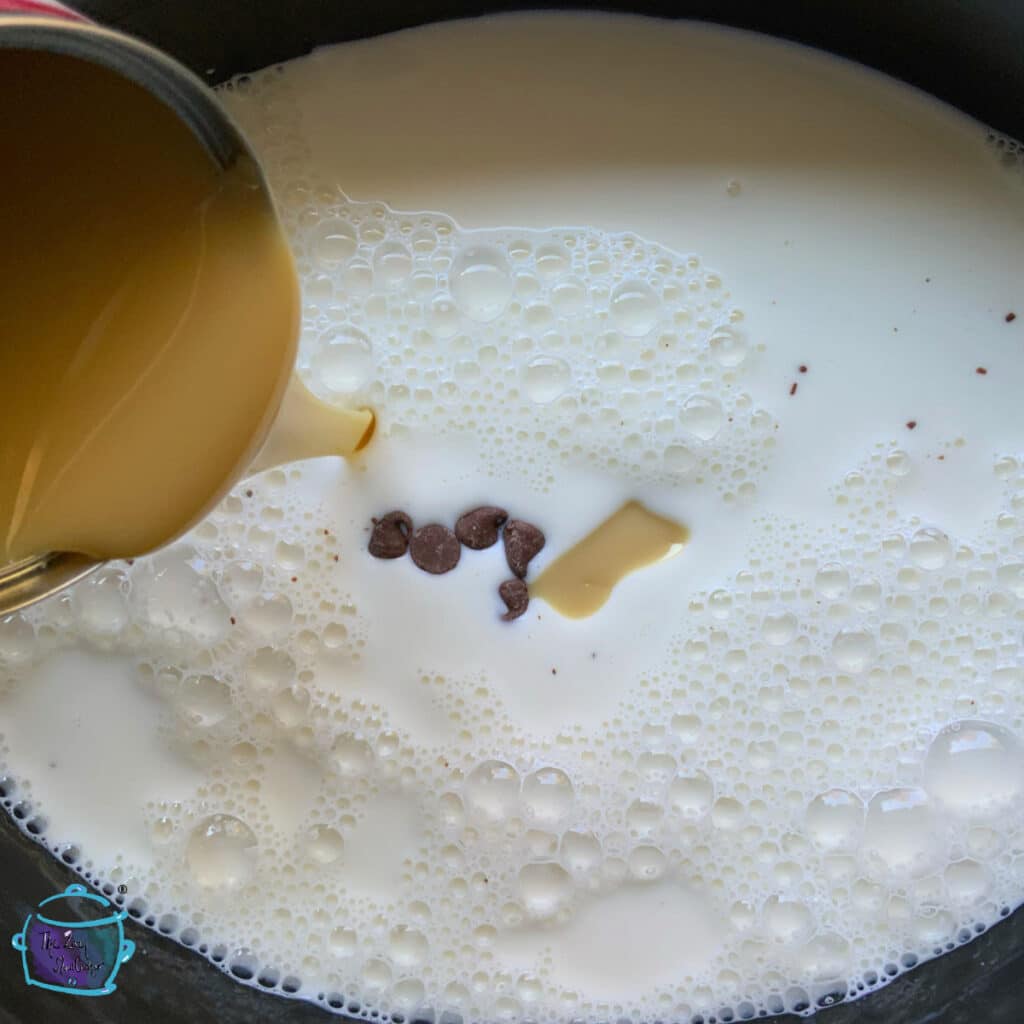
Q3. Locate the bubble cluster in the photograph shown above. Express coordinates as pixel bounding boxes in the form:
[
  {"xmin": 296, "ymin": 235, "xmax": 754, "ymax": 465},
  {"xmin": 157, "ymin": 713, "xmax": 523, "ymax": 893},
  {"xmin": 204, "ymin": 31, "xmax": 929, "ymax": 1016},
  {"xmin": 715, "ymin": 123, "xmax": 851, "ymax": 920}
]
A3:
[
  {"xmin": 292, "ymin": 202, "xmax": 767, "ymax": 497},
  {"xmin": 214, "ymin": 67, "xmax": 772, "ymax": 505},
  {"xmin": 0, "ymin": 35, "xmax": 1022, "ymax": 1024}
]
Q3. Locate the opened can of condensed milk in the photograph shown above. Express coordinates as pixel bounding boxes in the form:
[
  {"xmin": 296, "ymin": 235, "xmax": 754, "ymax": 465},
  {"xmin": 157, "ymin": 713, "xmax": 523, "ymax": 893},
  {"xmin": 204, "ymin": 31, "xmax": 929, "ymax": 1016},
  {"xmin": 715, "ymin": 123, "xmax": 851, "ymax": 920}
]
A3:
[
  {"xmin": 0, "ymin": 1, "xmax": 309, "ymax": 614},
  {"xmin": 0, "ymin": 4, "xmax": 375, "ymax": 616}
]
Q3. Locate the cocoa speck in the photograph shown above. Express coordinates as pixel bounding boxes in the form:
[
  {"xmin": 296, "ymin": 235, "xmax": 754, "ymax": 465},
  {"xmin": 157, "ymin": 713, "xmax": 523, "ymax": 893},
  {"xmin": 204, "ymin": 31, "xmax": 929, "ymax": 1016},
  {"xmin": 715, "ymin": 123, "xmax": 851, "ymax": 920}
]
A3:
[
  {"xmin": 455, "ymin": 506, "xmax": 508, "ymax": 550},
  {"xmin": 368, "ymin": 511, "xmax": 413, "ymax": 559},
  {"xmin": 503, "ymin": 519, "xmax": 545, "ymax": 578},
  {"xmin": 409, "ymin": 524, "xmax": 461, "ymax": 574}
]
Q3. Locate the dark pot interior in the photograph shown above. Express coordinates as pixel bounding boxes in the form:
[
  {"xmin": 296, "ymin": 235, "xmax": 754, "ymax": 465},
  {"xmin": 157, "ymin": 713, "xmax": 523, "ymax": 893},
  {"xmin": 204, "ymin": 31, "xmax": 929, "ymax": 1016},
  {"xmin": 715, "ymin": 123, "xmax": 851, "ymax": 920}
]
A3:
[{"xmin": 3, "ymin": 2, "xmax": 1024, "ymax": 1022}]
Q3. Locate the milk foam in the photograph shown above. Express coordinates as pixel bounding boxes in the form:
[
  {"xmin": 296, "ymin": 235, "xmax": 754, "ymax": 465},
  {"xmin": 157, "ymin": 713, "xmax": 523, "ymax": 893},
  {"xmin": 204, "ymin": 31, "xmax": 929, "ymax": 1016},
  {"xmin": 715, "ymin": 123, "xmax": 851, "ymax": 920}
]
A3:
[{"xmin": 2, "ymin": 12, "xmax": 1024, "ymax": 1023}]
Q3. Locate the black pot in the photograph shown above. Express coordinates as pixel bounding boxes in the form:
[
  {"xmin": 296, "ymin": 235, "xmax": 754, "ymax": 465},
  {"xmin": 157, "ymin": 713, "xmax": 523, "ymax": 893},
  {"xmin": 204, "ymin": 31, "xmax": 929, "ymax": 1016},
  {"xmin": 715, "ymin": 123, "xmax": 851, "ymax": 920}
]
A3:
[{"xmin": 3, "ymin": 3, "xmax": 1024, "ymax": 1022}]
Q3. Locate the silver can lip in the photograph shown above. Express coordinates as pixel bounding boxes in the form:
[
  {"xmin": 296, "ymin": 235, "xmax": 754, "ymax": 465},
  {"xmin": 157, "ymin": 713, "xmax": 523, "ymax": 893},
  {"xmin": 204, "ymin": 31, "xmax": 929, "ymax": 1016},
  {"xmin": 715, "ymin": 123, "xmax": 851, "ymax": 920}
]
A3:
[
  {"xmin": 0, "ymin": 15, "xmax": 248, "ymax": 170},
  {"xmin": 0, "ymin": 17, "xmax": 273, "ymax": 616},
  {"xmin": 0, "ymin": 553, "xmax": 101, "ymax": 617}
]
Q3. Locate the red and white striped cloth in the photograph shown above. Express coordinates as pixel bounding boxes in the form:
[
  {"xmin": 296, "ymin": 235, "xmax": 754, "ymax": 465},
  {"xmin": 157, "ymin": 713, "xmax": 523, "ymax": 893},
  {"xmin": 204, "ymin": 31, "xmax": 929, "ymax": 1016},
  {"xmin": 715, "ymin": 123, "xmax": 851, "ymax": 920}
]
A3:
[{"xmin": 0, "ymin": 0, "xmax": 86, "ymax": 22}]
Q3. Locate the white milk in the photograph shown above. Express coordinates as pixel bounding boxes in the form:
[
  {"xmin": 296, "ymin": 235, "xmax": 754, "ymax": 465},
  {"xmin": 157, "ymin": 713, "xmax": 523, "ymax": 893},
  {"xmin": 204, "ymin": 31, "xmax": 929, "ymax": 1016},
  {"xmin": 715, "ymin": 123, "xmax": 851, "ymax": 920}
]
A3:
[{"xmin": 2, "ymin": 12, "xmax": 1024, "ymax": 1022}]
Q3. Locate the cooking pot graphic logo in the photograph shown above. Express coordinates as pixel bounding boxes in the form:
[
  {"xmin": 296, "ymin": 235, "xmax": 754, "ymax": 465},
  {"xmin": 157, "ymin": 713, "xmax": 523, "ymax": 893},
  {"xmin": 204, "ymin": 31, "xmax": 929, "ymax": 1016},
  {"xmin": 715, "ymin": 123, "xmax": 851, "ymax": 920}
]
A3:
[{"xmin": 11, "ymin": 883, "xmax": 135, "ymax": 996}]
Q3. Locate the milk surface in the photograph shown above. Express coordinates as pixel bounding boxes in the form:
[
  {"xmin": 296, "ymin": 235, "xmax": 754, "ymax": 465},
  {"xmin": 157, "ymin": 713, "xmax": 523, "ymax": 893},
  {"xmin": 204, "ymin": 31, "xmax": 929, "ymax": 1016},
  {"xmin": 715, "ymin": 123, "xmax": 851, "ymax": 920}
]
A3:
[{"xmin": 2, "ymin": 13, "xmax": 1024, "ymax": 1022}]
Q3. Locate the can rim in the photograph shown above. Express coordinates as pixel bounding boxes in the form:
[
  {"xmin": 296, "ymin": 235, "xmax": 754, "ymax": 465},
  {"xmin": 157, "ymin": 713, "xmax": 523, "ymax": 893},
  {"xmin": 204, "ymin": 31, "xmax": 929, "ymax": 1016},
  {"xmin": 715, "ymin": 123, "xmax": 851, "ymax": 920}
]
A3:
[
  {"xmin": 0, "ymin": 552, "xmax": 101, "ymax": 617},
  {"xmin": 0, "ymin": 16, "xmax": 248, "ymax": 170}
]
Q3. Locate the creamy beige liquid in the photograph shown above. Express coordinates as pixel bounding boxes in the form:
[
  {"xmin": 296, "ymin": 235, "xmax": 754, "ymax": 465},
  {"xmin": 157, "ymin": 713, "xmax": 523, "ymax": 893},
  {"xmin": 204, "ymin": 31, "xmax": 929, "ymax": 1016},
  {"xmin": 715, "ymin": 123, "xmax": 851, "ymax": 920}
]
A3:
[
  {"xmin": 532, "ymin": 501, "xmax": 689, "ymax": 618},
  {"xmin": 0, "ymin": 50, "xmax": 299, "ymax": 564},
  {"xmin": 247, "ymin": 375, "xmax": 376, "ymax": 476}
]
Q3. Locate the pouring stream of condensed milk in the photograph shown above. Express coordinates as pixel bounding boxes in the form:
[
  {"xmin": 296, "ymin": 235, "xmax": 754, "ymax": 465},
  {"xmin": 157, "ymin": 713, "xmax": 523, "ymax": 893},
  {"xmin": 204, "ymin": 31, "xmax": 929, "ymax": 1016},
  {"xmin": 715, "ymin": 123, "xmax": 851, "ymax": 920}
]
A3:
[{"xmin": 0, "ymin": 50, "xmax": 372, "ymax": 606}]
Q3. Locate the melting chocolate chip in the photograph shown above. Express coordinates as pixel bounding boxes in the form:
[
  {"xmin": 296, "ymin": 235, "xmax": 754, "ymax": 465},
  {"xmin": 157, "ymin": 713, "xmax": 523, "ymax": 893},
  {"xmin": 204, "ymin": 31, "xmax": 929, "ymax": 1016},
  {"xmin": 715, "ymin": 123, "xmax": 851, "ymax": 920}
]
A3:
[
  {"xmin": 455, "ymin": 506, "xmax": 508, "ymax": 550},
  {"xmin": 498, "ymin": 578, "xmax": 529, "ymax": 621},
  {"xmin": 368, "ymin": 511, "xmax": 413, "ymax": 559},
  {"xmin": 503, "ymin": 519, "xmax": 545, "ymax": 578},
  {"xmin": 409, "ymin": 524, "xmax": 461, "ymax": 574}
]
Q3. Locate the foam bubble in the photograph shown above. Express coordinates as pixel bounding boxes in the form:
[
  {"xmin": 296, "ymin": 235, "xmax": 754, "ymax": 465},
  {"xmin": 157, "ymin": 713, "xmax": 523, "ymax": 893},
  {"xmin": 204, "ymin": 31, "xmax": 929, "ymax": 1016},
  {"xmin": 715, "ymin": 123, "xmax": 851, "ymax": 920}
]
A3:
[
  {"xmin": 178, "ymin": 674, "xmax": 232, "ymax": 726},
  {"xmin": 805, "ymin": 790, "xmax": 864, "ymax": 852},
  {"xmin": 831, "ymin": 629, "xmax": 876, "ymax": 673},
  {"xmin": 314, "ymin": 219, "xmax": 358, "ymax": 266},
  {"xmin": 522, "ymin": 768, "xmax": 574, "ymax": 824},
  {"xmin": 452, "ymin": 246, "xmax": 514, "ymax": 322},
  {"xmin": 924, "ymin": 721, "xmax": 1024, "ymax": 819},
  {"xmin": 669, "ymin": 773, "xmax": 714, "ymax": 819},
  {"xmin": 863, "ymin": 789, "xmax": 944, "ymax": 880},
  {"xmin": 465, "ymin": 760, "xmax": 521, "ymax": 823},
  {"xmin": 314, "ymin": 325, "xmax": 375, "ymax": 393},
  {"xmin": 186, "ymin": 815, "xmax": 257, "ymax": 888},
  {"xmin": 524, "ymin": 356, "xmax": 572, "ymax": 404},
  {"xmin": 307, "ymin": 825, "xmax": 345, "ymax": 864},
  {"xmin": 519, "ymin": 862, "xmax": 573, "ymax": 916},
  {"xmin": 609, "ymin": 280, "xmax": 659, "ymax": 337}
]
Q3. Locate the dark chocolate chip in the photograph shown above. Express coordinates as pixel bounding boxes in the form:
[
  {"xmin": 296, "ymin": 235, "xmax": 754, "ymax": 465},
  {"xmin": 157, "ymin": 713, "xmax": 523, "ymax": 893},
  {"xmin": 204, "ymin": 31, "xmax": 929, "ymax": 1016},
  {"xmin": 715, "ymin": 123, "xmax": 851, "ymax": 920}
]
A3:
[
  {"xmin": 503, "ymin": 519, "xmax": 545, "ymax": 578},
  {"xmin": 368, "ymin": 511, "xmax": 413, "ymax": 559},
  {"xmin": 409, "ymin": 524, "xmax": 461, "ymax": 574},
  {"xmin": 455, "ymin": 506, "xmax": 508, "ymax": 550},
  {"xmin": 498, "ymin": 578, "xmax": 529, "ymax": 621}
]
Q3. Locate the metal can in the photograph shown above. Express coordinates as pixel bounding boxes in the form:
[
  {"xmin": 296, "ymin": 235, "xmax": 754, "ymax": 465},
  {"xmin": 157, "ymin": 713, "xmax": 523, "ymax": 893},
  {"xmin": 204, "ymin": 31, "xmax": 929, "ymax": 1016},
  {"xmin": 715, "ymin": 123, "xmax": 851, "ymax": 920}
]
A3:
[
  {"xmin": 0, "ymin": 0, "xmax": 246, "ymax": 168},
  {"xmin": 0, "ymin": 0, "xmax": 275, "ymax": 615}
]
